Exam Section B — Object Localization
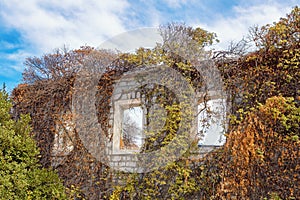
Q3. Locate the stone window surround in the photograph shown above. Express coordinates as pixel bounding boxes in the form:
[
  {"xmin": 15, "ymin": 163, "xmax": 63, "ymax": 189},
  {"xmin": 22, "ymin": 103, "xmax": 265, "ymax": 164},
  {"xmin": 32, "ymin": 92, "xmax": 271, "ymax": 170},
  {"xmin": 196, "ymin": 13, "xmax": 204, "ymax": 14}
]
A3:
[{"xmin": 112, "ymin": 98, "xmax": 145, "ymax": 154}]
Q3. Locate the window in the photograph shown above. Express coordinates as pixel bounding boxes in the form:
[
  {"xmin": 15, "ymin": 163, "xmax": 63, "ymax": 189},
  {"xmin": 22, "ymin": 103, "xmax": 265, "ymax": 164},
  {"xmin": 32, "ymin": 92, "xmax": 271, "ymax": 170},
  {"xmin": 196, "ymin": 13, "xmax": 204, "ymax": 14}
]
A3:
[
  {"xmin": 113, "ymin": 99, "xmax": 145, "ymax": 153},
  {"xmin": 51, "ymin": 112, "xmax": 75, "ymax": 167},
  {"xmin": 197, "ymin": 98, "xmax": 227, "ymax": 146},
  {"xmin": 111, "ymin": 97, "xmax": 227, "ymax": 154},
  {"xmin": 121, "ymin": 106, "xmax": 143, "ymax": 150}
]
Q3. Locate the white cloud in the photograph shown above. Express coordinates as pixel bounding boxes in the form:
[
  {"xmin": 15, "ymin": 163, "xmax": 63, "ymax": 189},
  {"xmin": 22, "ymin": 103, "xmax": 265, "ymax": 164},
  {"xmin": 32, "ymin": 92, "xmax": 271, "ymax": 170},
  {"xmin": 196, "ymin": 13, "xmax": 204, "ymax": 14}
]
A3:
[
  {"xmin": 0, "ymin": 41, "xmax": 18, "ymax": 50},
  {"xmin": 6, "ymin": 50, "xmax": 31, "ymax": 61},
  {"xmin": 6, "ymin": 50, "xmax": 33, "ymax": 71},
  {"xmin": 0, "ymin": 64, "xmax": 21, "ymax": 77},
  {"xmin": 100, "ymin": 28, "xmax": 162, "ymax": 52},
  {"xmin": 162, "ymin": 0, "xmax": 187, "ymax": 8},
  {"xmin": 195, "ymin": 3, "xmax": 293, "ymax": 50},
  {"xmin": 0, "ymin": 0, "xmax": 129, "ymax": 53}
]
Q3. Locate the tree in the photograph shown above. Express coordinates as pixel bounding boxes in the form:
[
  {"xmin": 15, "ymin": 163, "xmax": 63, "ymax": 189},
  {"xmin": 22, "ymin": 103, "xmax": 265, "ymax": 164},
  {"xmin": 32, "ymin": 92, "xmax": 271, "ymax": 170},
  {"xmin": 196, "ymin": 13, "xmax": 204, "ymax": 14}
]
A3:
[
  {"xmin": 0, "ymin": 89, "xmax": 67, "ymax": 199},
  {"xmin": 23, "ymin": 46, "xmax": 118, "ymax": 84}
]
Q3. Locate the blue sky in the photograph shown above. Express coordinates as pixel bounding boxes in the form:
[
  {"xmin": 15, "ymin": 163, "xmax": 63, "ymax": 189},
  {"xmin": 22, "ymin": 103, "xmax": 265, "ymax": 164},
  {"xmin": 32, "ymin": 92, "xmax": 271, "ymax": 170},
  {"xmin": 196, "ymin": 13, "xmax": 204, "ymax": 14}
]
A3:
[{"xmin": 0, "ymin": 0, "xmax": 298, "ymax": 92}]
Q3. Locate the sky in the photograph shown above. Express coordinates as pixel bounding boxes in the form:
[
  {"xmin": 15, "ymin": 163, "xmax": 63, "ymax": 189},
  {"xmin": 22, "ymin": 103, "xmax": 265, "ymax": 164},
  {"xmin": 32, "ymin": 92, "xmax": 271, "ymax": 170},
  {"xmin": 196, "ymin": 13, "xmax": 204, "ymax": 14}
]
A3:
[{"xmin": 0, "ymin": 0, "xmax": 298, "ymax": 92}]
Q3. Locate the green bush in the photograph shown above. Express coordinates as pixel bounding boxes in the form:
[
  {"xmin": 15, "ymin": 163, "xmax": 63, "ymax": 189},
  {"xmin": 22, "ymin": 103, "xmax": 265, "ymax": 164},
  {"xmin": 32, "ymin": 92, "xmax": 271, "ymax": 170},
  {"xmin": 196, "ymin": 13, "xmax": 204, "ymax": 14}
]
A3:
[{"xmin": 0, "ymin": 89, "xmax": 67, "ymax": 200}]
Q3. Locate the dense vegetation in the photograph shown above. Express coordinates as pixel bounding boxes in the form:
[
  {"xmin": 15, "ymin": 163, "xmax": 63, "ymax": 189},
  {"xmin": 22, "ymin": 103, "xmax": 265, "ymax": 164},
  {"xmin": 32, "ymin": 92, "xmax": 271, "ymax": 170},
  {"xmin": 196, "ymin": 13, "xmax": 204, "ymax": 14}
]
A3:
[
  {"xmin": 0, "ymin": 89, "xmax": 67, "ymax": 199},
  {"xmin": 110, "ymin": 7, "xmax": 300, "ymax": 199},
  {"xmin": 3, "ymin": 6, "xmax": 299, "ymax": 200}
]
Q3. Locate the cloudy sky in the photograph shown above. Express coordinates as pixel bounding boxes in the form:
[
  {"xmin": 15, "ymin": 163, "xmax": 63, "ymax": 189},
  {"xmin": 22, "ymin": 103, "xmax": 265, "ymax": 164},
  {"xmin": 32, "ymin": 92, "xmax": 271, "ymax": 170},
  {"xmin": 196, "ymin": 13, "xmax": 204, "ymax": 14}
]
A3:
[{"xmin": 0, "ymin": 0, "xmax": 298, "ymax": 91}]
